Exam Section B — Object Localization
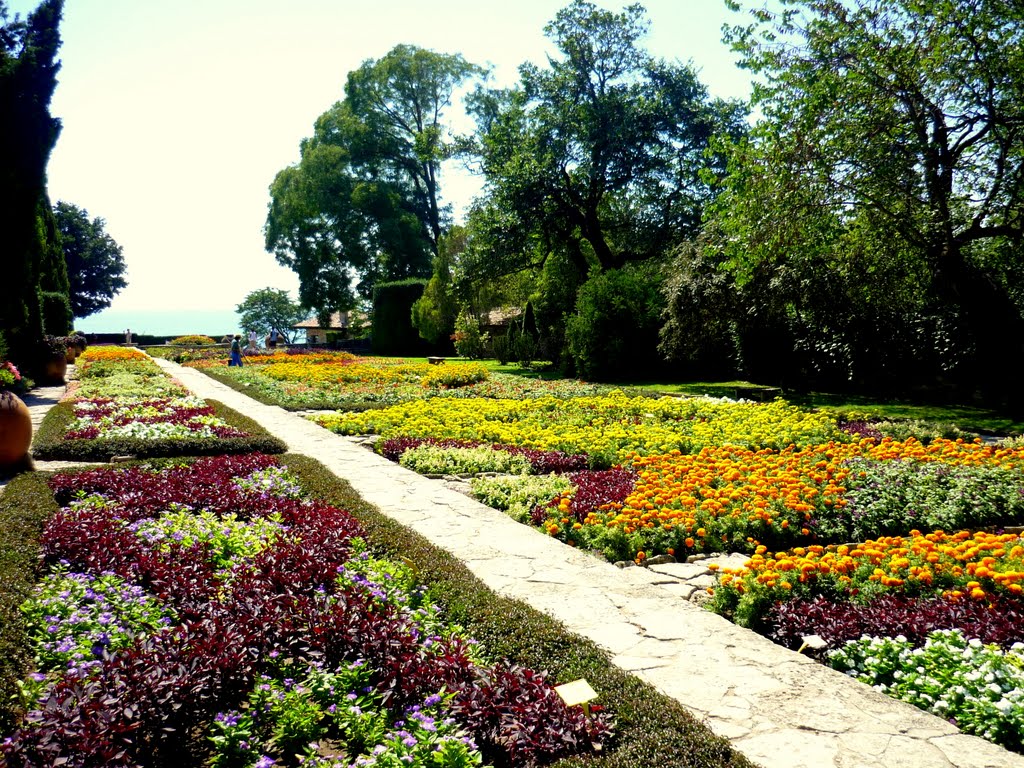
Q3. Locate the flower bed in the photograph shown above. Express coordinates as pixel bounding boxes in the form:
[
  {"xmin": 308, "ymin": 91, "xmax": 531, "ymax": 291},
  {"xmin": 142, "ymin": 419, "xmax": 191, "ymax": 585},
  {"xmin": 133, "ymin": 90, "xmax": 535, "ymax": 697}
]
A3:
[
  {"xmin": 186, "ymin": 350, "xmax": 611, "ymax": 411},
  {"xmin": 32, "ymin": 346, "xmax": 285, "ymax": 460},
  {"xmin": 0, "ymin": 454, "xmax": 757, "ymax": 768},
  {"xmin": 316, "ymin": 393, "xmax": 843, "ymax": 463},
  {"xmin": 2, "ymin": 454, "xmax": 611, "ymax": 766}
]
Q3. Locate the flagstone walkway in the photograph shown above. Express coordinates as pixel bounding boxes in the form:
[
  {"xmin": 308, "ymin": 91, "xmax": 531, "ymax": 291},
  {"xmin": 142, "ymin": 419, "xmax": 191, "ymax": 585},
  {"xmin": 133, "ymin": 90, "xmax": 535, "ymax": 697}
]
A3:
[{"xmin": 24, "ymin": 359, "xmax": 1024, "ymax": 768}]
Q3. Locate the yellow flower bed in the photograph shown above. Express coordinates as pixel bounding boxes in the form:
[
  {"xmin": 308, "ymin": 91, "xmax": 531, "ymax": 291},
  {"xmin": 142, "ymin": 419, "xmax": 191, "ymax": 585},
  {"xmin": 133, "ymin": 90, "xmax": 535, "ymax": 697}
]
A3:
[
  {"xmin": 313, "ymin": 393, "xmax": 844, "ymax": 461},
  {"xmin": 260, "ymin": 360, "xmax": 431, "ymax": 385}
]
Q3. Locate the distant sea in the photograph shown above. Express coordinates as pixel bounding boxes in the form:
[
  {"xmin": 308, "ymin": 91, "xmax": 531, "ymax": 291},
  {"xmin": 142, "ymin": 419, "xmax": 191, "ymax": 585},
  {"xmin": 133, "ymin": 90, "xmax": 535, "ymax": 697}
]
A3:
[{"xmin": 73, "ymin": 309, "xmax": 244, "ymax": 338}]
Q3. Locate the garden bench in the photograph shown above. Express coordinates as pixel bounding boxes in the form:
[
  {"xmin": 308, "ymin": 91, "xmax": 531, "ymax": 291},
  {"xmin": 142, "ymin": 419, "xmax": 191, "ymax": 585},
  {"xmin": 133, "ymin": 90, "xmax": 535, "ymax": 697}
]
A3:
[
  {"xmin": 733, "ymin": 386, "xmax": 782, "ymax": 402},
  {"xmin": 427, "ymin": 356, "xmax": 446, "ymax": 365}
]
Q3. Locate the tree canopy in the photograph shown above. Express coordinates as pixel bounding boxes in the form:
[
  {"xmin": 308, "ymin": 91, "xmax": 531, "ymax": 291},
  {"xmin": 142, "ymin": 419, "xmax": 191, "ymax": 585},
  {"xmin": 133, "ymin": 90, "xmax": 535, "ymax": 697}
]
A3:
[
  {"xmin": 707, "ymin": 0, "xmax": 1024, "ymax": 403},
  {"xmin": 265, "ymin": 44, "xmax": 485, "ymax": 319},
  {"xmin": 0, "ymin": 0, "xmax": 65, "ymax": 360},
  {"xmin": 54, "ymin": 200, "xmax": 127, "ymax": 318},
  {"xmin": 465, "ymin": 0, "xmax": 746, "ymax": 279},
  {"xmin": 235, "ymin": 288, "xmax": 306, "ymax": 344}
]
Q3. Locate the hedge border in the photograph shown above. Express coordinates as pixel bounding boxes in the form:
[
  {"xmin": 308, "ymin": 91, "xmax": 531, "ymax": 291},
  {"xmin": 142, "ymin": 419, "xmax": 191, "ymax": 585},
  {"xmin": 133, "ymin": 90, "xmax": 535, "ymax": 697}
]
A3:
[
  {"xmin": 0, "ymin": 472, "xmax": 60, "ymax": 735},
  {"xmin": 30, "ymin": 399, "xmax": 287, "ymax": 461}
]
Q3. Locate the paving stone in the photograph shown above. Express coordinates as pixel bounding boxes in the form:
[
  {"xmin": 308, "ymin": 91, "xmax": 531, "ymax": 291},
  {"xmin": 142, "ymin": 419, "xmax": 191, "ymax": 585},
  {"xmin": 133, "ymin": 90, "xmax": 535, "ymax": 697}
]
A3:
[{"xmin": 648, "ymin": 561, "xmax": 710, "ymax": 579}]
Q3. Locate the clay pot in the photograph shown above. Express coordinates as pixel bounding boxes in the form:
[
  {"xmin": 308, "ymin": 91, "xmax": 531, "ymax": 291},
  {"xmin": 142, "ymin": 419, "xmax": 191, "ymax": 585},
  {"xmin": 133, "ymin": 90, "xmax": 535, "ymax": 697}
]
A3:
[
  {"xmin": 41, "ymin": 353, "xmax": 67, "ymax": 385},
  {"xmin": 65, "ymin": 346, "xmax": 76, "ymax": 363},
  {"xmin": 0, "ymin": 391, "xmax": 32, "ymax": 468}
]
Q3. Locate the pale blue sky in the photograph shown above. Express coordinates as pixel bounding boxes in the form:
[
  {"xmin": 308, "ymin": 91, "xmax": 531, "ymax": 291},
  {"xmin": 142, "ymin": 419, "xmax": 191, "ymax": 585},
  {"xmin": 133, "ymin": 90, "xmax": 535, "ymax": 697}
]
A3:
[{"xmin": 8, "ymin": 0, "xmax": 753, "ymax": 321}]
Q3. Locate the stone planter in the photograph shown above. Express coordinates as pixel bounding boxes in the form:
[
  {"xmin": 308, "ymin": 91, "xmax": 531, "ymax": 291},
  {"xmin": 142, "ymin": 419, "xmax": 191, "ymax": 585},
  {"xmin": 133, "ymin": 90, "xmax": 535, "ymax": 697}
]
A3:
[
  {"xmin": 0, "ymin": 391, "xmax": 32, "ymax": 468},
  {"xmin": 41, "ymin": 353, "xmax": 67, "ymax": 385}
]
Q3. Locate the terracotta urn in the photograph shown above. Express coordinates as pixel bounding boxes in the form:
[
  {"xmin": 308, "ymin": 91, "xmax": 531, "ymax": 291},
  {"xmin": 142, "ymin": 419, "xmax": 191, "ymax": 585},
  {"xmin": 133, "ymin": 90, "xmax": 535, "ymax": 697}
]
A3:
[
  {"xmin": 41, "ymin": 353, "xmax": 67, "ymax": 385},
  {"xmin": 65, "ymin": 346, "xmax": 76, "ymax": 363},
  {"xmin": 0, "ymin": 391, "xmax": 32, "ymax": 468}
]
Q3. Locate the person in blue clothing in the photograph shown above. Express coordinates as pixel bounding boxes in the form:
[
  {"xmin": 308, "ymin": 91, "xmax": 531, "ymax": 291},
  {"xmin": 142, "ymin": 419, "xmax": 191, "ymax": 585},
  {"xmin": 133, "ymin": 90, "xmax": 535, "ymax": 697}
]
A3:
[{"xmin": 229, "ymin": 334, "xmax": 244, "ymax": 366}]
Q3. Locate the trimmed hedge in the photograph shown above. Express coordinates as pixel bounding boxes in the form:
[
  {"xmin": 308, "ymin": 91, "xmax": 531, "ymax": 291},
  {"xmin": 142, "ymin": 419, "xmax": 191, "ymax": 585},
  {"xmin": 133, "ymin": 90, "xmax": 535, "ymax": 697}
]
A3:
[
  {"xmin": 371, "ymin": 279, "xmax": 430, "ymax": 356},
  {"xmin": 31, "ymin": 399, "xmax": 286, "ymax": 461},
  {"xmin": 279, "ymin": 454, "xmax": 758, "ymax": 768},
  {"xmin": 0, "ymin": 472, "xmax": 61, "ymax": 735}
]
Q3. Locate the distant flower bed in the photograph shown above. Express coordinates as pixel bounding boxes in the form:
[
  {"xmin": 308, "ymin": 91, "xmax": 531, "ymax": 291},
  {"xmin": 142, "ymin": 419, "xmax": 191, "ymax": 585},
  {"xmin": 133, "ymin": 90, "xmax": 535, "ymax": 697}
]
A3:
[
  {"xmin": 188, "ymin": 351, "xmax": 609, "ymax": 410},
  {"xmin": 1, "ymin": 454, "xmax": 612, "ymax": 766}
]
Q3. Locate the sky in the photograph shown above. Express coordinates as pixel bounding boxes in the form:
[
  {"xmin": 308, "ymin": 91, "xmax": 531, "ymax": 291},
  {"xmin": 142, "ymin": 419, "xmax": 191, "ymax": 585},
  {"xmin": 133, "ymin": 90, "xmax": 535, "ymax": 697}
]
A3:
[{"xmin": 8, "ymin": 0, "xmax": 754, "ymax": 327}]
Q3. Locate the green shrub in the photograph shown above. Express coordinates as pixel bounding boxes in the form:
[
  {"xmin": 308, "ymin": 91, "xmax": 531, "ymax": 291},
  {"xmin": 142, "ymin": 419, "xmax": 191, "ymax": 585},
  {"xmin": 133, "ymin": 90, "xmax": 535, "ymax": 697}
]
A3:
[
  {"xmin": 0, "ymin": 472, "xmax": 61, "ymax": 735},
  {"xmin": 38, "ymin": 290, "xmax": 71, "ymax": 337},
  {"xmin": 398, "ymin": 445, "xmax": 532, "ymax": 475},
  {"xmin": 371, "ymin": 279, "xmax": 429, "ymax": 356},
  {"xmin": 451, "ymin": 314, "xmax": 488, "ymax": 360},
  {"xmin": 565, "ymin": 266, "xmax": 665, "ymax": 382},
  {"xmin": 470, "ymin": 474, "xmax": 572, "ymax": 522},
  {"xmin": 491, "ymin": 332, "xmax": 512, "ymax": 365}
]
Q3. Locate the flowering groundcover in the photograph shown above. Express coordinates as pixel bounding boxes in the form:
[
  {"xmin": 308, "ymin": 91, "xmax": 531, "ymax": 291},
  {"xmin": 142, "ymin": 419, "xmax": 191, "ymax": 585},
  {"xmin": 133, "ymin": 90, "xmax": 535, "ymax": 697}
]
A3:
[
  {"xmin": 188, "ymin": 350, "xmax": 611, "ymax": 412},
  {"xmin": 2, "ymin": 454, "xmax": 610, "ymax": 766},
  {"xmin": 0, "ymin": 454, "xmax": 756, "ymax": 768}
]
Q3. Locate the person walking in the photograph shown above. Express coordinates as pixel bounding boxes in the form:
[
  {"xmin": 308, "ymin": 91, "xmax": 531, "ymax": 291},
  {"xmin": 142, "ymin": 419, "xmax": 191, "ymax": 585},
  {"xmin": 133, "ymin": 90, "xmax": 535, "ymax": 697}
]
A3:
[
  {"xmin": 246, "ymin": 329, "xmax": 259, "ymax": 354},
  {"xmin": 229, "ymin": 334, "xmax": 244, "ymax": 366},
  {"xmin": 268, "ymin": 328, "xmax": 280, "ymax": 349}
]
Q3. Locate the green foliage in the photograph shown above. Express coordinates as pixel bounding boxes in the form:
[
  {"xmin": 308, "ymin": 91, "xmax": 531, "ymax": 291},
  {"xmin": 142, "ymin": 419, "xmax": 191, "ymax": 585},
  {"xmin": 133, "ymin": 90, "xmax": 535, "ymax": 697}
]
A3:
[
  {"xmin": 565, "ymin": 265, "xmax": 665, "ymax": 381},
  {"xmin": 491, "ymin": 332, "xmax": 511, "ymax": 365},
  {"xmin": 37, "ymin": 289, "xmax": 70, "ymax": 336},
  {"xmin": 816, "ymin": 459, "xmax": 1024, "ymax": 542},
  {"xmin": 466, "ymin": 0, "xmax": 745, "ymax": 281},
  {"xmin": 470, "ymin": 474, "xmax": 572, "ymax": 523},
  {"xmin": 0, "ymin": 471, "xmax": 60, "ymax": 735},
  {"xmin": 398, "ymin": 445, "xmax": 533, "ymax": 476},
  {"xmin": 266, "ymin": 45, "xmax": 485, "ymax": 315},
  {"xmin": 20, "ymin": 566, "xmax": 175, "ymax": 684},
  {"xmin": 235, "ymin": 288, "xmax": 304, "ymax": 343},
  {"xmin": 718, "ymin": 0, "xmax": 1024, "ymax": 405},
  {"xmin": 0, "ymin": 2, "xmax": 64, "ymax": 364},
  {"xmin": 411, "ymin": 226, "xmax": 464, "ymax": 346},
  {"xmin": 371, "ymin": 279, "xmax": 429, "ymax": 355},
  {"xmin": 450, "ymin": 314, "xmax": 488, "ymax": 359},
  {"xmin": 53, "ymin": 200, "xmax": 127, "ymax": 318}
]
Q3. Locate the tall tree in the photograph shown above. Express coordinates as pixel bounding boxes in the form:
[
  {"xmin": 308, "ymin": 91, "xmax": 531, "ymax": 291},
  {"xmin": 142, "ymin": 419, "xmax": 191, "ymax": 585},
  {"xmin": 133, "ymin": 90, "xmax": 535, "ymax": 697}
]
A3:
[
  {"xmin": 54, "ymin": 200, "xmax": 127, "ymax": 318},
  {"xmin": 717, "ymin": 0, "xmax": 1024, "ymax": 406},
  {"xmin": 466, "ymin": 0, "xmax": 746, "ymax": 279},
  {"xmin": 235, "ymin": 288, "xmax": 306, "ymax": 344},
  {"xmin": 0, "ymin": 0, "xmax": 64, "ymax": 360},
  {"xmin": 265, "ymin": 44, "xmax": 484, "ymax": 319}
]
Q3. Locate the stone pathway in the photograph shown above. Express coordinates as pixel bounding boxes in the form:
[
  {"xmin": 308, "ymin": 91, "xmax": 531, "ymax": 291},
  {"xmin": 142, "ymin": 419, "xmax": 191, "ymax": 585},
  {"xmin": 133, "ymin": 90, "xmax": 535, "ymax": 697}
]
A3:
[{"xmin": 20, "ymin": 358, "xmax": 1024, "ymax": 768}]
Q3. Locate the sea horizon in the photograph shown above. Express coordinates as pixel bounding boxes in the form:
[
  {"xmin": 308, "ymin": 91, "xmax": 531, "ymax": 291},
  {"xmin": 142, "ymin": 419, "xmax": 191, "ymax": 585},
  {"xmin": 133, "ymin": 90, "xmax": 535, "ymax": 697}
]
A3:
[{"xmin": 73, "ymin": 308, "xmax": 246, "ymax": 337}]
